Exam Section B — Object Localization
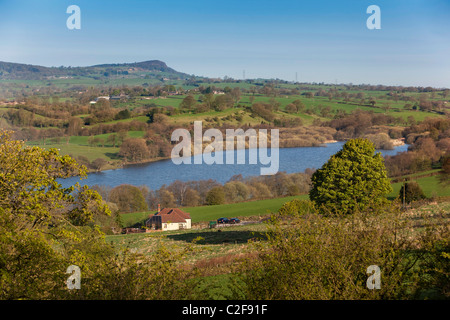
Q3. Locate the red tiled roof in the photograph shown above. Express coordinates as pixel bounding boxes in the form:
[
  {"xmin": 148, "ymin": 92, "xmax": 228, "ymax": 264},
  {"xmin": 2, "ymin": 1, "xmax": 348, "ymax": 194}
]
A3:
[{"xmin": 155, "ymin": 208, "xmax": 191, "ymax": 223}]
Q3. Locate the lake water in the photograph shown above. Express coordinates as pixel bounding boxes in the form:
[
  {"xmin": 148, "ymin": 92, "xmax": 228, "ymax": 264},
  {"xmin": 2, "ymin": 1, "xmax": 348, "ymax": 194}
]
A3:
[{"xmin": 61, "ymin": 141, "xmax": 408, "ymax": 191}]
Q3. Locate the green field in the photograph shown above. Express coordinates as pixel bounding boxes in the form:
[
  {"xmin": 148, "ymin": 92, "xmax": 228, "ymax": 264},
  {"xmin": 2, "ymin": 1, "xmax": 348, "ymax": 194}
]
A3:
[
  {"xmin": 185, "ymin": 195, "xmax": 307, "ymax": 223},
  {"xmin": 120, "ymin": 195, "xmax": 306, "ymax": 227},
  {"xmin": 25, "ymin": 130, "xmax": 146, "ymax": 166},
  {"xmin": 389, "ymin": 174, "xmax": 450, "ymax": 199}
]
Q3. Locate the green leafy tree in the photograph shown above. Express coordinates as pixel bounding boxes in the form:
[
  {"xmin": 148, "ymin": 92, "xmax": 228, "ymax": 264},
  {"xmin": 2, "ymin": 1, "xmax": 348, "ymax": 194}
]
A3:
[
  {"xmin": 439, "ymin": 156, "xmax": 450, "ymax": 186},
  {"xmin": 0, "ymin": 130, "xmax": 111, "ymax": 299},
  {"xmin": 180, "ymin": 94, "xmax": 197, "ymax": 110},
  {"xmin": 309, "ymin": 138, "xmax": 392, "ymax": 214},
  {"xmin": 205, "ymin": 186, "xmax": 225, "ymax": 205},
  {"xmin": 115, "ymin": 108, "xmax": 131, "ymax": 120},
  {"xmin": 0, "ymin": 130, "xmax": 199, "ymax": 300}
]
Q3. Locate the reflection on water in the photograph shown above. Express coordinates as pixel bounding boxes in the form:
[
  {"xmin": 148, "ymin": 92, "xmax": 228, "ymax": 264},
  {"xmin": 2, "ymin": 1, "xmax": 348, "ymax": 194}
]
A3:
[{"xmin": 60, "ymin": 142, "xmax": 409, "ymax": 191}]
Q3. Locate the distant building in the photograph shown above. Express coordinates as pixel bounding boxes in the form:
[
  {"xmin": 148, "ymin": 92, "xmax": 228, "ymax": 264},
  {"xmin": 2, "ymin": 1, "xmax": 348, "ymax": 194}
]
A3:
[
  {"xmin": 110, "ymin": 94, "xmax": 129, "ymax": 100},
  {"xmin": 96, "ymin": 96, "xmax": 110, "ymax": 101},
  {"xmin": 90, "ymin": 96, "xmax": 110, "ymax": 104},
  {"xmin": 145, "ymin": 205, "xmax": 192, "ymax": 231}
]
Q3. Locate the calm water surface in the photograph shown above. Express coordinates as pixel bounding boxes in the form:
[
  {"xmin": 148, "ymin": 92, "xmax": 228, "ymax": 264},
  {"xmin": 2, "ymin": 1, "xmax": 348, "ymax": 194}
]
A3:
[{"xmin": 61, "ymin": 142, "xmax": 408, "ymax": 191}]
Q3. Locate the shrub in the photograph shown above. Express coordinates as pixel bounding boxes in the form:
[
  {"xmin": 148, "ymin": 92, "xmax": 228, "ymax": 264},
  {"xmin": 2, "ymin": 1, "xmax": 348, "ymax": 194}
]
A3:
[
  {"xmin": 114, "ymin": 109, "xmax": 131, "ymax": 120},
  {"xmin": 238, "ymin": 202, "xmax": 444, "ymax": 300},
  {"xmin": 276, "ymin": 199, "xmax": 316, "ymax": 218},
  {"xmin": 398, "ymin": 181, "xmax": 427, "ymax": 204}
]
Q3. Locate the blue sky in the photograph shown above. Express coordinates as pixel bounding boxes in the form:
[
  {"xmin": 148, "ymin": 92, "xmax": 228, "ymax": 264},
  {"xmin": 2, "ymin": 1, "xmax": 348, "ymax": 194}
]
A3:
[{"xmin": 0, "ymin": 0, "xmax": 449, "ymax": 87}]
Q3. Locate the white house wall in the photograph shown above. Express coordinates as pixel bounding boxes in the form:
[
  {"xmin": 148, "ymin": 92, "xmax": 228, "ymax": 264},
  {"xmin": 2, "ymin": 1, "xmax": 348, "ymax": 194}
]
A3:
[{"xmin": 162, "ymin": 223, "xmax": 185, "ymax": 231}]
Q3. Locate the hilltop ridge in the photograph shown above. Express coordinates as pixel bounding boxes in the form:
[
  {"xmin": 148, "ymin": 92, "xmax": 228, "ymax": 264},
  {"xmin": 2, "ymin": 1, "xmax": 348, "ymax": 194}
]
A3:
[{"xmin": 0, "ymin": 59, "xmax": 189, "ymax": 80}]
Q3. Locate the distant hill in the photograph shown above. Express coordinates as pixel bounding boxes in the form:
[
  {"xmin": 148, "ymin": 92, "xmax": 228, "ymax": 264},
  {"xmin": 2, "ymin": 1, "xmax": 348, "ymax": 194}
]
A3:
[
  {"xmin": 0, "ymin": 60, "xmax": 190, "ymax": 81},
  {"xmin": 91, "ymin": 60, "xmax": 178, "ymax": 73}
]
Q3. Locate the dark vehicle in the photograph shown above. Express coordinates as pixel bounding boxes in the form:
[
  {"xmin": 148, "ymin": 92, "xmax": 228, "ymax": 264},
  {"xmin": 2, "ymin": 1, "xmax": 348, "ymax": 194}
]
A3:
[
  {"xmin": 217, "ymin": 217, "xmax": 229, "ymax": 224},
  {"xmin": 230, "ymin": 218, "xmax": 241, "ymax": 224}
]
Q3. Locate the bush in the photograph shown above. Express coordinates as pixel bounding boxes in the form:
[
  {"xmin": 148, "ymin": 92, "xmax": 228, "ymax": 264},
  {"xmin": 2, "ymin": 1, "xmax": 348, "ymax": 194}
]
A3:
[
  {"xmin": 238, "ymin": 201, "xmax": 448, "ymax": 300},
  {"xmin": 64, "ymin": 245, "xmax": 201, "ymax": 300},
  {"xmin": 276, "ymin": 199, "xmax": 316, "ymax": 218},
  {"xmin": 398, "ymin": 181, "xmax": 427, "ymax": 204}
]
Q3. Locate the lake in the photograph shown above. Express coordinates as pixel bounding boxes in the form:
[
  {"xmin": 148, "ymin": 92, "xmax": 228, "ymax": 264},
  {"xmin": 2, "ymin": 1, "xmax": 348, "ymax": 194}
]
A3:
[{"xmin": 60, "ymin": 141, "xmax": 408, "ymax": 191}]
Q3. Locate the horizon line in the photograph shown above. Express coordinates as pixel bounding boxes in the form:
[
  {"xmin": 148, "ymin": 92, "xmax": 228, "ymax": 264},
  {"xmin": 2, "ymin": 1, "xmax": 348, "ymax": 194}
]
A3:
[{"xmin": 1, "ymin": 59, "xmax": 448, "ymax": 90}]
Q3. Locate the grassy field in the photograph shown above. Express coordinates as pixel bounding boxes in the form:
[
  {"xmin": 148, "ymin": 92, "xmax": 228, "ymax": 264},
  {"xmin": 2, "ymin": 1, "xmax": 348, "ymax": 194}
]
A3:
[
  {"xmin": 119, "ymin": 195, "xmax": 306, "ymax": 227},
  {"xmin": 389, "ymin": 173, "xmax": 450, "ymax": 199},
  {"xmin": 184, "ymin": 195, "xmax": 307, "ymax": 223},
  {"xmin": 25, "ymin": 130, "xmax": 146, "ymax": 166}
]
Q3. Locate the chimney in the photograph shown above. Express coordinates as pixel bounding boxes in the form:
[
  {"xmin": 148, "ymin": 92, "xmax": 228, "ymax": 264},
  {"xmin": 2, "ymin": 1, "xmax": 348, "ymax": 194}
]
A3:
[{"xmin": 158, "ymin": 204, "xmax": 161, "ymax": 213}]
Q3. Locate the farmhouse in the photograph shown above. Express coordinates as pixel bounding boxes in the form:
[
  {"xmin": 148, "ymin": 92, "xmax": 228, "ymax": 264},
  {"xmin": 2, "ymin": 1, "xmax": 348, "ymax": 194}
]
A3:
[{"xmin": 145, "ymin": 206, "xmax": 191, "ymax": 231}]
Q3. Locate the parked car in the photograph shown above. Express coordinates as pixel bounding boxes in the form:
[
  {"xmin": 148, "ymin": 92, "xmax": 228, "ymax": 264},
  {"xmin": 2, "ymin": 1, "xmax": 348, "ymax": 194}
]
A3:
[
  {"xmin": 229, "ymin": 218, "xmax": 241, "ymax": 224},
  {"xmin": 217, "ymin": 217, "xmax": 229, "ymax": 224}
]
